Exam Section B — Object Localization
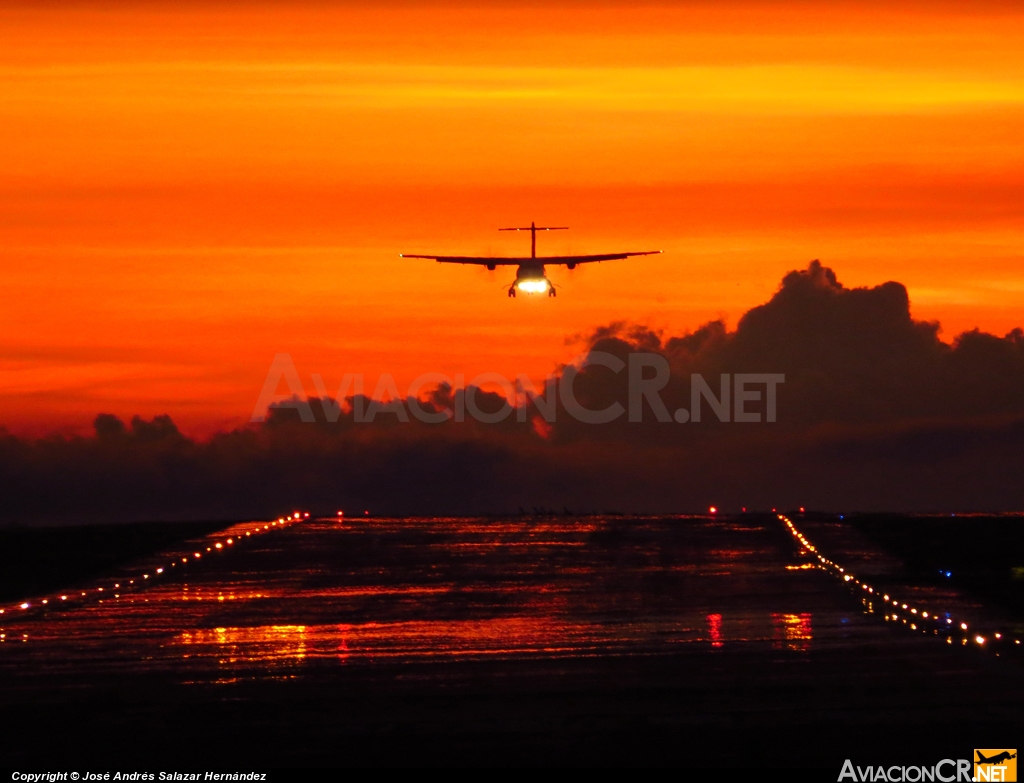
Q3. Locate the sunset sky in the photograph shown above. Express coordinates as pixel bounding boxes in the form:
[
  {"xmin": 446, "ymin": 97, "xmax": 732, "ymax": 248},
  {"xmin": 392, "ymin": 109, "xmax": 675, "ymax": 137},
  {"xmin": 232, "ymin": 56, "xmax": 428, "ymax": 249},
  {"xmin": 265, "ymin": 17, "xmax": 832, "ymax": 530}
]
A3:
[{"xmin": 2, "ymin": 1, "xmax": 1023, "ymax": 436}]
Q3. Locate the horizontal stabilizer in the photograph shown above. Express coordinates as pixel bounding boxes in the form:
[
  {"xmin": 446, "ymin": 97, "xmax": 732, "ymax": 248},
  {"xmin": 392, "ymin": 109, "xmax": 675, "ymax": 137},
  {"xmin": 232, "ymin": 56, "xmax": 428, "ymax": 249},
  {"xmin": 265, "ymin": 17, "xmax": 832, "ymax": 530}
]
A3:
[{"xmin": 498, "ymin": 226, "xmax": 568, "ymax": 232}]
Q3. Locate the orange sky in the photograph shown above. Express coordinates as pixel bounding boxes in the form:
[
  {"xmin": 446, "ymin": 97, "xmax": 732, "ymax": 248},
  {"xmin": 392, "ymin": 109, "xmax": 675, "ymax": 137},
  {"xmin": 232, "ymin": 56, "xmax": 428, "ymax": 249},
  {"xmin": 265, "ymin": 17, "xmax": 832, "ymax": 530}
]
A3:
[{"xmin": 2, "ymin": 1, "xmax": 1023, "ymax": 436}]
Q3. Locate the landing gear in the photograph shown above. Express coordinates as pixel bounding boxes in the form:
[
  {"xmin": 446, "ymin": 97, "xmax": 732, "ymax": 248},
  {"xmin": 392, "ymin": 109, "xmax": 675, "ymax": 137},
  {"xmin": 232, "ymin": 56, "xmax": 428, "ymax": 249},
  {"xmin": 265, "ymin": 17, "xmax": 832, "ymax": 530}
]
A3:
[
  {"xmin": 508, "ymin": 286, "xmax": 516, "ymax": 298},
  {"xmin": 548, "ymin": 286, "xmax": 557, "ymax": 297}
]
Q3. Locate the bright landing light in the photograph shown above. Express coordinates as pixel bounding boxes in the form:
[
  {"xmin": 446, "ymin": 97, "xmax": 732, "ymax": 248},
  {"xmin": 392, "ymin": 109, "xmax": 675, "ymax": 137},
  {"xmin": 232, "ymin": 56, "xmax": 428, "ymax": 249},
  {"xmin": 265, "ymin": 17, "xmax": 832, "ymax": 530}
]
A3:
[{"xmin": 516, "ymin": 280, "xmax": 549, "ymax": 294}]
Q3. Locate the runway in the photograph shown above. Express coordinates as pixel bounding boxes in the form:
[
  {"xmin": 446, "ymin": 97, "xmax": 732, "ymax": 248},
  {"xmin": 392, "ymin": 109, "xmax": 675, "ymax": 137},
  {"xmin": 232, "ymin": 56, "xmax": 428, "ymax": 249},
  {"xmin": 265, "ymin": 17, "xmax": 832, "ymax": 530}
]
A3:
[{"xmin": 1, "ymin": 515, "xmax": 1021, "ymax": 767}]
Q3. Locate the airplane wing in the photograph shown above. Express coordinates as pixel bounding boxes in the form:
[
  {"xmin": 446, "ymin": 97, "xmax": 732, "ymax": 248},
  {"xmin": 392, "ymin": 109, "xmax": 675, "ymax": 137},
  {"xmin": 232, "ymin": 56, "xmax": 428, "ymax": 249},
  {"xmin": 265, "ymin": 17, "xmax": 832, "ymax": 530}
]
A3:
[
  {"xmin": 536, "ymin": 251, "xmax": 662, "ymax": 265},
  {"xmin": 400, "ymin": 255, "xmax": 522, "ymax": 265},
  {"xmin": 400, "ymin": 251, "xmax": 661, "ymax": 265}
]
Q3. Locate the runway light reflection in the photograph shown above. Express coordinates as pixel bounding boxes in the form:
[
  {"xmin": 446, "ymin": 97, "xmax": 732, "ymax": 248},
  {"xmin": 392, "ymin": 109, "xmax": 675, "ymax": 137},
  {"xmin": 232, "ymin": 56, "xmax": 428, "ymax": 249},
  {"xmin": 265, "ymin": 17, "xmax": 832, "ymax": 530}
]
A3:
[
  {"xmin": 706, "ymin": 613, "xmax": 723, "ymax": 648},
  {"xmin": 772, "ymin": 613, "xmax": 812, "ymax": 651}
]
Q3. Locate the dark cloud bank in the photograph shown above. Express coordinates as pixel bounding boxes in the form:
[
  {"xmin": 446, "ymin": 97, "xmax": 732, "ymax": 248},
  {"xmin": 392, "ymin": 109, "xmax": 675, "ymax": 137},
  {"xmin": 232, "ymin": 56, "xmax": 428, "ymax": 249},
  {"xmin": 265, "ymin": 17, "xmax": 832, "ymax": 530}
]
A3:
[{"xmin": 4, "ymin": 261, "xmax": 1024, "ymax": 524}]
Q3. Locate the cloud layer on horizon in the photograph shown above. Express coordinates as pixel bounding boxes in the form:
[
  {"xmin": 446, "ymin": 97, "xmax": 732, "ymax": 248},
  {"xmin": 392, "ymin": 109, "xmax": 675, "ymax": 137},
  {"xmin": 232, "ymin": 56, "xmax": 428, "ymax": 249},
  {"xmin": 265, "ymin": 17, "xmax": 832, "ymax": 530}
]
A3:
[{"xmin": 3, "ymin": 261, "xmax": 1024, "ymax": 524}]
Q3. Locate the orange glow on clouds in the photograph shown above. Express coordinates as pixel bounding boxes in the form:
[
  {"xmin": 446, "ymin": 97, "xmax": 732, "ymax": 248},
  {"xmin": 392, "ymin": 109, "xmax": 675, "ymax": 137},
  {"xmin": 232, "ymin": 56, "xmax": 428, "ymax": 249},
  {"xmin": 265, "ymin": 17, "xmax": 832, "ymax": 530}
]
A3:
[{"xmin": 2, "ymin": 2, "xmax": 1023, "ymax": 435}]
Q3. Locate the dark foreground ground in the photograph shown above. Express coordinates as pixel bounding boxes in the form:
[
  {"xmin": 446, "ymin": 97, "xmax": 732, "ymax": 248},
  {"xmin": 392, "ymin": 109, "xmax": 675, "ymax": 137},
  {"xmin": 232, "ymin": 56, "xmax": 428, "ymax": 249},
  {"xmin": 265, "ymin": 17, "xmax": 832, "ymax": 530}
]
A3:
[{"xmin": 0, "ymin": 515, "xmax": 1021, "ymax": 769}]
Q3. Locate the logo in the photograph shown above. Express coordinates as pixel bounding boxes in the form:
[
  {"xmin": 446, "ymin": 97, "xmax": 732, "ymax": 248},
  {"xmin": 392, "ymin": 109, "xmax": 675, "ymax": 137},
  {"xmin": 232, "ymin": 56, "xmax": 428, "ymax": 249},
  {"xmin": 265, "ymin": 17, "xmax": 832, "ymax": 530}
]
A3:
[{"xmin": 975, "ymin": 750, "xmax": 1017, "ymax": 782}]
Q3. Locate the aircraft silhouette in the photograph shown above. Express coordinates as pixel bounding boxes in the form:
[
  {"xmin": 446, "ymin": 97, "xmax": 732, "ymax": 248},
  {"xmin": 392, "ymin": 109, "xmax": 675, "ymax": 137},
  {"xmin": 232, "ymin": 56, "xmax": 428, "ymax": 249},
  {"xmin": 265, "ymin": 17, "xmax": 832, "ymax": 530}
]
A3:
[
  {"xmin": 977, "ymin": 752, "xmax": 1017, "ymax": 765},
  {"xmin": 401, "ymin": 222, "xmax": 661, "ymax": 297}
]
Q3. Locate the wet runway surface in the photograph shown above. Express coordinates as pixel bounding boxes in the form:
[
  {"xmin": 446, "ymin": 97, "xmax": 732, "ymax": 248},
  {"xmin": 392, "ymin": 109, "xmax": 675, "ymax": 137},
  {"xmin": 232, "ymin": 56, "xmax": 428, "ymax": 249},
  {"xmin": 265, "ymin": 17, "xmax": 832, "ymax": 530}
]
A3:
[{"xmin": 1, "ymin": 516, "xmax": 1021, "ymax": 767}]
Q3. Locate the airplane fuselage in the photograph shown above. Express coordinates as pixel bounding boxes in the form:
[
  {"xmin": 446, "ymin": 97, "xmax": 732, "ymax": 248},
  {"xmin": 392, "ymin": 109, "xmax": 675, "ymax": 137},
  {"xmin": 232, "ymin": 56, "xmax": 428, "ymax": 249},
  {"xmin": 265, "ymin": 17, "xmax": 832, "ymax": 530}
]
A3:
[
  {"xmin": 516, "ymin": 264, "xmax": 545, "ymax": 281},
  {"xmin": 512, "ymin": 263, "xmax": 553, "ymax": 296},
  {"xmin": 511, "ymin": 224, "xmax": 553, "ymax": 295}
]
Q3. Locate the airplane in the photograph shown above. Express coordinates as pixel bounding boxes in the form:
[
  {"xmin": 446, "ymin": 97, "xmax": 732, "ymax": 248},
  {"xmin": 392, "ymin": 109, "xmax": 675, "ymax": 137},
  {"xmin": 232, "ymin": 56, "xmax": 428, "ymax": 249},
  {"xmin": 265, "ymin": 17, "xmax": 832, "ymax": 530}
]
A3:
[
  {"xmin": 401, "ymin": 222, "xmax": 661, "ymax": 297},
  {"xmin": 977, "ymin": 752, "xmax": 1017, "ymax": 765}
]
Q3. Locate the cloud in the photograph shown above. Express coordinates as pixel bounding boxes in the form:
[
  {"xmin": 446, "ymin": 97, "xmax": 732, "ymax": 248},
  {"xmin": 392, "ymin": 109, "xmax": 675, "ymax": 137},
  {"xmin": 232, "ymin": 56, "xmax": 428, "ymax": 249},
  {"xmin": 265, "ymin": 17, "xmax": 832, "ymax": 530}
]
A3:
[{"xmin": 3, "ymin": 260, "xmax": 1024, "ymax": 523}]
